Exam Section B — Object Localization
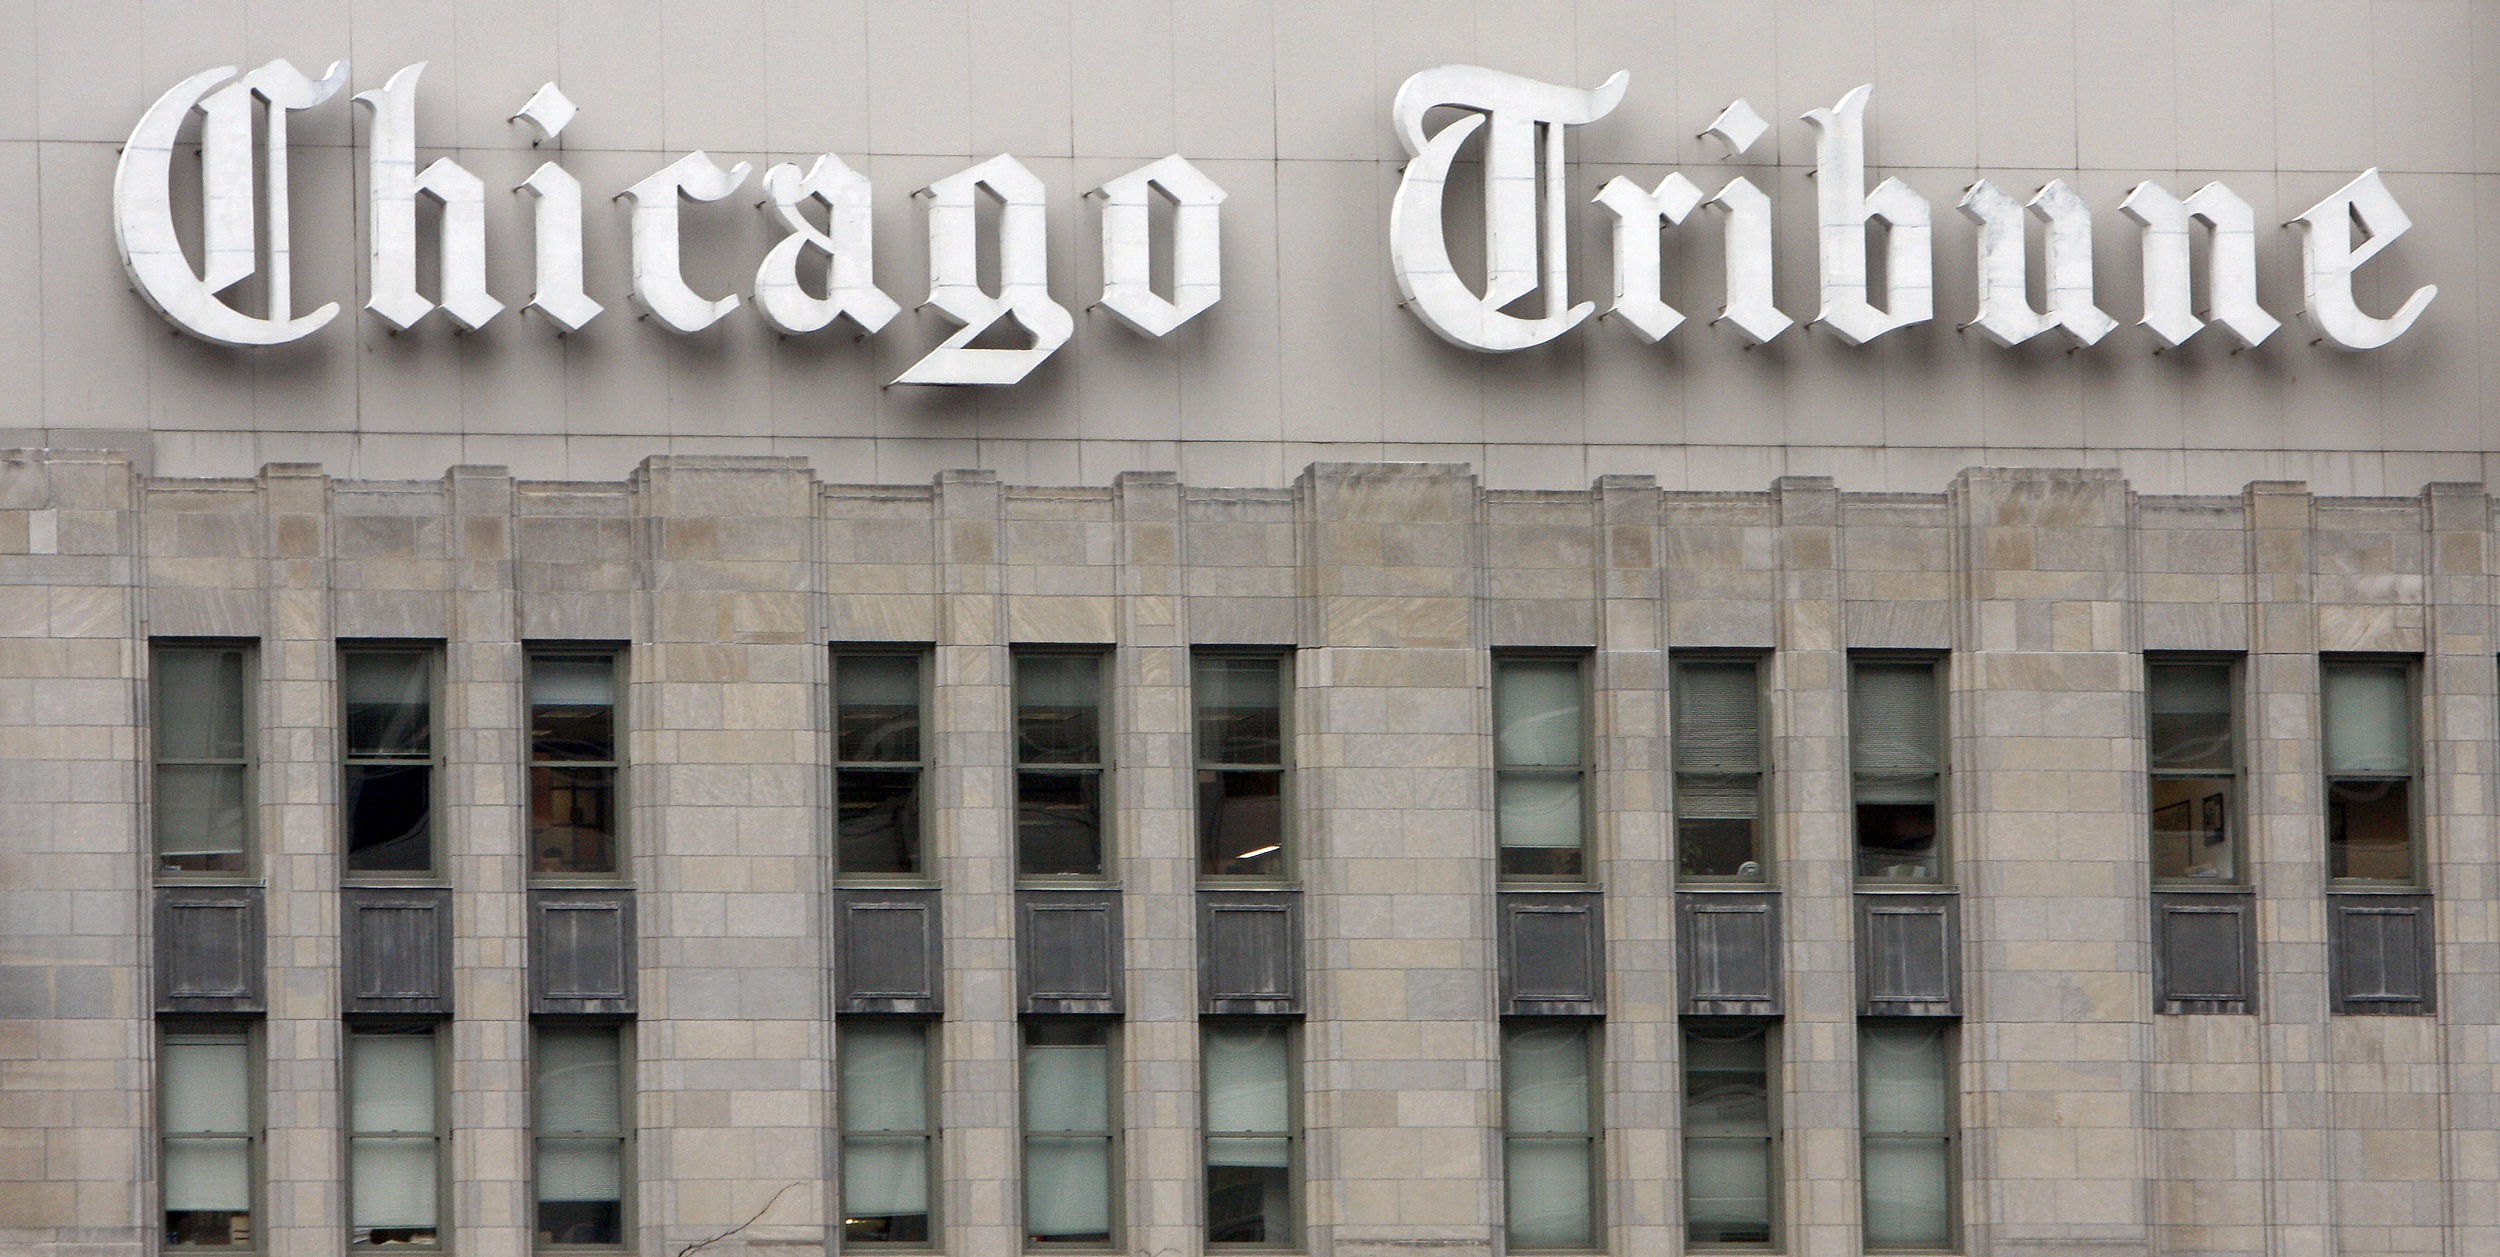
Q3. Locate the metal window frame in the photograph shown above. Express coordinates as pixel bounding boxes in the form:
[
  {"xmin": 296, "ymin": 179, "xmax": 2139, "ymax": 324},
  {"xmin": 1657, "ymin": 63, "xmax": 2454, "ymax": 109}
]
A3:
[
  {"xmin": 1678, "ymin": 1016, "xmax": 1781, "ymax": 1253},
  {"xmin": 1191, "ymin": 647, "xmax": 1297, "ymax": 886},
  {"xmin": 1846, "ymin": 651, "xmax": 1950, "ymax": 888},
  {"xmin": 837, "ymin": 1016, "xmax": 940, "ymax": 1248},
  {"xmin": 1018, "ymin": 1018, "xmax": 1124, "ymax": 1250},
  {"xmin": 2144, "ymin": 652, "xmax": 2248, "ymax": 891},
  {"xmin": 1671, "ymin": 651, "xmax": 1773, "ymax": 886},
  {"xmin": 832, "ymin": 646, "xmax": 935, "ymax": 884},
  {"xmin": 158, "ymin": 1018, "xmax": 266, "ymax": 1253},
  {"xmin": 1490, "ymin": 649, "xmax": 1594, "ymax": 886},
  {"xmin": 339, "ymin": 642, "xmax": 446, "ymax": 883},
  {"xmin": 530, "ymin": 1020, "xmax": 635, "ymax": 1254},
  {"xmin": 525, "ymin": 644, "xmax": 629, "ymax": 886},
  {"xmin": 1200, "ymin": 1018, "xmax": 1302, "ymax": 1252},
  {"xmin": 1013, "ymin": 646, "xmax": 1117, "ymax": 884},
  {"xmin": 149, "ymin": 639, "xmax": 260, "ymax": 882},
  {"xmin": 2318, "ymin": 654, "xmax": 2426, "ymax": 889},
  {"xmin": 1497, "ymin": 1018, "xmax": 1605, "ymax": 1253},
  {"xmin": 345, "ymin": 1021, "xmax": 450, "ymax": 1251}
]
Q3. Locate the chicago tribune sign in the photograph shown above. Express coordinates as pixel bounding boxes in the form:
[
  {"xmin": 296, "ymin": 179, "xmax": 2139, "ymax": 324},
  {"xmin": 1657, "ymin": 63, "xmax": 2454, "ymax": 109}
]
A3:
[{"xmin": 114, "ymin": 61, "xmax": 2434, "ymax": 386}]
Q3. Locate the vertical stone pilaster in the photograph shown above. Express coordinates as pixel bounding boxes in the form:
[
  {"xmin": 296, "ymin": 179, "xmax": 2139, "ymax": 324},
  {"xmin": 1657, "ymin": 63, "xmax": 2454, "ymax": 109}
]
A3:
[
  {"xmin": 932, "ymin": 469, "xmax": 1018, "ymax": 1257},
  {"xmin": 1770, "ymin": 476, "xmax": 1859, "ymax": 1257}
]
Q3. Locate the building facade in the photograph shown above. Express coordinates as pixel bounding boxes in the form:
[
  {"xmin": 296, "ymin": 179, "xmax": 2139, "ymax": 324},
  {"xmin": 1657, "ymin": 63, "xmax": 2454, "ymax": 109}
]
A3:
[{"xmin": 2, "ymin": 5, "xmax": 2496, "ymax": 1257}]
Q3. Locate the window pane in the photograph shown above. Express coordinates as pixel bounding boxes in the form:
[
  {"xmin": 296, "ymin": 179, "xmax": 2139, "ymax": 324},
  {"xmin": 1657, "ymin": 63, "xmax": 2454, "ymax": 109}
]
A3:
[
  {"xmin": 1024, "ymin": 1137, "xmax": 1112, "ymax": 1241},
  {"xmin": 536, "ymin": 1029, "xmax": 621, "ymax": 1134},
  {"xmin": 157, "ymin": 648, "xmax": 247, "ymax": 761},
  {"xmin": 531, "ymin": 765, "xmax": 616, "ymax": 875},
  {"xmin": 1682, "ymin": 1026, "xmax": 1768, "ymax": 1137},
  {"xmin": 1863, "ymin": 1138, "xmax": 1952, "ymax": 1248},
  {"xmin": 1017, "ymin": 655, "xmax": 1102, "ymax": 765},
  {"xmin": 842, "ymin": 1024, "xmax": 929, "ymax": 1132},
  {"xmin": 164, "ymin": 1038, "xmax": 251, "ymax": 1134},
  {"xmin": 1861, "ymin": 1024, "xmax": 1952, "ymax": 1250},
  {"xmin": 1675, "ymin": 662, "xmax": 1760, "ymax": 771},
  {"xmin": 1503, "ymin": 1140, "xmax": 1593, "ymax": 1249},
  {"xmin": 1496, "ymin": 661, "xmax": 1582, "ymax": 768},
  {"xmin": 530, "ymin": 656, "xmax": 615, "ymax": 761},
  {"xmin": 839, "ymin": 769, "xmax": 923, "ymax": 875},
  {"xmin": 2147, "ymin": 663, "xmax": 2233, "ymax": 771},
  {"xmin": 1023, "ymin": 1042, "xmax": 1110, "ymax": 1132},
  {"xmin": 843, "ymin": 1134, "xmax": 931, "ymax": 1219},
  {"xmin": 838, "ymin": 656, "xmax": 922, "ymax": 764},
  {"xmin": 157, "ymin": 764, "xmax": 249, "ymax": 867},
  {"xmin": 2329, "ymin": 778, "xmax": 2414, "ymax": 882},
  {"xmin": 1860, "ymin": 1025, "xmax": 1949, "ymax": 1135},
  {"xmin": 1684, "ymin": 1138, "xmax": 1771, "ymax": 1244},
  {"xmin": 1851, "ymin": 663, "xmax": 1939, "ymax": 773},
  {"xmin": 1856, "ymin": 799, "xmax": 1939, "ymax": 882},
  {"xmin": 351, "ymin": 1035, "xmax": 437, "ymax": 1135},
  {"xmin": 2150, "ymin": 777, "xmax": 2235, "ymax": 882},
  {"xmin": 1204, "ymin": 1025, "xmax": 1290, "ymax": 1135},
  {"xmin": 350, "ymin": 1138, "xmax": 438, "ymax": 1234},
  {"xmin": 1502, "ymin": 1025, "xmax": 1590, "ymax": 1136},
  {"xmin": 1018, "ymin": 771, "xmax": 1103, "ymax": 876},
  {"xmin": 165, "ymin": 1137, "xmax": 251, "ymax": 1211},
  {"xmin": 1199, "ymin": 770, "xmax": 1285, "ymax": 876},
  {"xmin": 1208, "ymin": 1162, "xmax": 1292, "ymax": 1244},
  {"xmin": 1196, "ymin": 656, "xmax": 1283, "ymax": 766},
  {"xmin": 1677, "ymin": 816, "xmax": 1760, "ymax": 880},
  {"xmin": 344, "ymin": 653, "xmax": 431, "ymax": 757},
  {"xmin": 537, "ymin": 1193, "xmax": 624, "ymax": 1247},
  {"xmin": 1498, "ymin": 774, "xmax": 1583, "ymax": 851},
  {"xmin": 2323, "ymin": 664, "xmax": 2411, "ymax": 775},
  {"xmin": 535, "ymin": 1138, "xmax": 622, "ymax": 1202},
  {"xmin": 345, "ymin": 764, "xmax": 432, "ymax": 872}
]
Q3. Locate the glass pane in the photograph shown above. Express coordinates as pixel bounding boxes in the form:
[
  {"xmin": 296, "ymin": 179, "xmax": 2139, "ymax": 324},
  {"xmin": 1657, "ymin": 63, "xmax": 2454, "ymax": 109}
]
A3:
[
  {"xmin": 1023, "ymin": 1136, "xmax": 1112, "ymax": 1242},
  {"xmin": 1683, "ymin": 1138, "xmax": 1772, "ymax": 1245},
  {"xmin": 165, "ymin": 1205, "xmax": 254, "ymax": 1248},
  {"xmin": 2323, "ymin": 664, "xmax": 2411, "ymax": 775},
  {"xmin": 1206, "ymin": 1135, "xmax": 1291, "ymax": 1168},
  {"xmin": 156, "ymin": 764, "xmax": 248, "ymax": 869},
  {"xmin": 1017, "ymin": 655, "xmax": 1102, "ymax": 765},
  {"xmin": 1023, "ymin": 1042, "xmax": 1110, "ymax": 1132},
  {"xmin": 842, "ymin": 1024, "xmax": 929, "ymax": 1132},
  {"xmin": 1682, "ymin": 1026, "xmax": 1768, "ymax": 1137},
  {"xmin": 2150, "ymin": 777, "xmax": 2236, "ymax": 882},
  {"xmin": 1863, "ymin": 1138, "xmax": 1952, "ymax": 1248},
  {"xmin": 345, "ymin": 764, "xmax": 432, "ymax": 873},
  {"xmin": 1496, "ymin": 660, "xmax": 1582, "ymax": 768},
  {"xmin": 1856, "ymin": 800, "xmax": 1940, "ymax": 882},
  {"xmin": 1018, "ymin": 770, "xmax": 1103, "ymax": 876},
  {"xmin": 349, "ymin": 1137, "xmax": 438, "ymax": 1233},
  {"xmin": 2148, "ymin": 663, "xmax": 2234, "ymax": 771},
  {"xmin": 2329, "ymin": 778, "xmax": 2414, "ymax": 882},
  {"xmin": 1851, "ymin": 662, "xmax": 1939, "ymax": 773},
  {"xmin": 350, "ymin": 1034, "xmax": 436, "ymax": 1135},
  {"xmin": 1860, "ymin": 1025, "xmax": 1949, "ymax": 1135},
  {"xmin": 838, "ymin": 769, "xmax": 923, "ymax": 876},
  {"xmin": 1204, "ymin": 1025, "xmax": 1290, "ymax": 1135},
  {"xmin": 842, "ymin": 1135, "xmax": 931, "ymax": 1218},
  {"xmin": 537, "ymin": 1197, "xmax": 623, "ymax": 1248},
  {"xmin": 157, "ymin": 648, "xmax": 247, "ymax": 760},
  {"xmin": 164, "ymin": 1138, "xmax": 251, "ymax": 1211},
  {"xmin": 838, "ymin": 656, "xmax": 922, "ymax": 764},
  {"xmin": 1497, "ymin": 773, "xmax": 1583, "ymax": 851},
  {"xmin": 1678, "ymin": 816, "xmax": 1761, "ymax": 880},
  {"xmin": 1502, "ymin": 1025, "xmax": 1590, "ymax": 1136},
  {"xmin": 530, "ymin": 656, "xmax": 615, "ymax": 761},
  {"xmin": 1196, "ymin": 656, "xmax": 1283, "ymax": 767},
  {"xmin": 535, "ymin": 1029, "xmax": 621, "ymax": 1134},
  {"xmin": 163, "ymin": 1037, "xmax": 251, "ymax": 1134},
  {"xmin": 1199, "ymin": 770, "xmax": 1285, "ymax": 876},
  {"xmin": 535, "ymin": 1137, "xmax": 622, "ymax": 1202},
  {"xmin": 1503, "ymin": 1139, "xmax": 1593, "ymax": 1249},
  {"xmin": 343, "ymin": 653, "xmax": 430, "ymax": 757},
  {"xmin": 1500, "ymin": 845, "xmax": 1585, "ymax": 879},
  {"xmin": 530, "ymin": 765, "xmax": 616, "ymax": 875},
  {"xmin": 1207, "ymin": 1162, "xmax": 1292, "ymax": 1244},
  {"xmin": 1675, "ymin": 661, "xmax": 1760, "ymax": 772}
]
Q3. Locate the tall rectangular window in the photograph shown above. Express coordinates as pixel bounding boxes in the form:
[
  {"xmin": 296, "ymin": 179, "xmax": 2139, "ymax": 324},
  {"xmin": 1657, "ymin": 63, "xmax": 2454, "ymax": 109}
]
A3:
[
  {"xmin": 1196, "ymin": 653, "xmax": 1289, "ymax": 879},
  {"xmin": 529, "ymin": 651, "xmax": 621, "ymax": 878},
  {"xmin": 154, "ymin": 644, "xmax": 253, "ymax": 877},
  {"xmin": 1494, "ymin": 655, "xmax": 1588, "ymax": 880},
  {"xmin": 2322, "ymin": 659, "xmax": 2418, "ymax": 884},
  {"xmin": 1017, "ymin": 652, "xmax": 1108, "ymax": 878},
  {"xmin": 343, "ymin": 648, "xmax": 438, "ymax": 876},
  {"xmin": 1675, "ymin": 657, "xmax": 1766, "ymax": 882},
  {"xmin": 1860, "ymin": 1023, "xmax": 1954, "ymax": 1251},
  {"xmin": 835, "ymin": 652, "xmax": 927, "ymax": 877},
  {"xmin": 1682, "ymin": 1022, "xmax": 1773, "ymax": 1248},
  {"xmin": 1204, "ymin": 1022, "xmax": 1295, "ymax": 1246},
  {"xmin": 162, "ymin": 1024, "xmax": 258, "ymax": 1248},
  {"xmin": 349, "ymin": 1026, "xmax": 442, "ymax": 1248},
  {"xmin": 841, "ymin": 1021, "xmax": 934, "ymax": 1245},
  {"xmin": 2147, "ymin": 659, "xmax": 2239, "ymax": 884},
  {"xmin": 1852, "ymin": 658, "xmax": 1943, "ymax": 883},
  {"xmin": 534, "ymin": 1025, "xmax": 628, "ymax": 1248},
  {"xmin": 1022, "ymin": 1021, "xmax": 1115, "ymax": 1245},
  {"xmin": 1501, "ymin": 1022, "xmax": 1598, "ymax": 1250}
]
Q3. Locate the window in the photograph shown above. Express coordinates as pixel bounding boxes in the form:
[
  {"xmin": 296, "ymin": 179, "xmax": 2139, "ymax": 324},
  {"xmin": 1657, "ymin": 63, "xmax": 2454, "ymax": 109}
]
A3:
[
  {"xmin": 1674, "ymin": 657, "xmax": 1766, "ymax": 882},
  {"xmin": 1204, "ymin": 1022, "xmax": 1295, "ymax": 1245},
  {"xmin": 1682, "ymin": 1022, "xmax": 1773, "ymax": 1248},
  {"xmin": 343, "ymin": 648, "xmax": 438, "ymax": 876},
  {"xmin": 162, "ymin": 1024, "xmax": 259, "ymax": 1248},
  {"xmin": 535, "ymin": 1025, "xmax": 628, "ymax": 1248},
  {"xmin": 835, "ymin": 652, "xmax": 928, "ymax": 877},
  {"xmin": 2147, "ymin": 659, "xmax": 2239, "ymax": 884},
  {"xmin": 530, "ymin": 651, "xmax": 621, "ymax": 878},
  {"xmin": 841, "ymin": 1021, "xmax": 935, "ymax": 1245},
  {"xmin": 1501, "ymin": 1022, "xmax": 1598, "ymax": 1250},
  {"xmin": 1852, "ymin": 659, "xmax": 1943, "ymax": 883},
  {"xmin": 1017, "ymin": 652, "xmax": 1108, "ymax": 878},
  {"xmin": 1494, "ymin": 655, "xmax": 1588, "ymax": 880},
  {"xmin": 1022, "ymin": 1021, "xmax": 1116, "ymax": 1245},
  {"xmin": 1860, "ymin": 1023, "xmax": 1954, "ymax": 1251},
  {"xmin": 2321, "ymin": 659, "xmax": 2418, "ymax": 884},
  {"xmin": 1196, "ymin": 653, "xmax": 1289, "ymax": 879},
  {"xmin": 348, "ymin": 1026, "xmax": 443, "ymax": 1248},
  {"xmin": 154, "ymin": 643, "xmax": 253, "ymax": 877}
]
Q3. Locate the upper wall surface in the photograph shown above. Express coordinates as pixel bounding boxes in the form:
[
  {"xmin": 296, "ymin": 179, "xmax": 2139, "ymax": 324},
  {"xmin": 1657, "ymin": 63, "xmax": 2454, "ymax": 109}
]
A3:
[{"xmin": 2, "ymin": 0, "xmax": 2495, "ymax": 493}]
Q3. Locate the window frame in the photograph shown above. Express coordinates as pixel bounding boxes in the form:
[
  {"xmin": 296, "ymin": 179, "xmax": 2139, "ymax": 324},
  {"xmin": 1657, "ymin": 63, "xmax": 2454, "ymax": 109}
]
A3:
[
  {"xmin": 160, "ymin": 1019, "xmax": 264, "ymax": 1252},
  {"xmin": 1013, "ymin": 647, "xmax": 1116, "ymax": 884},
  {"xmin": 527, "ymin": 645, "xmax": 629, "ymax": 886},
  {"xmin": 2144, "ymin": 653, "xmax": 2246, "ymax": 890},
  {"xmin": 151, "ymin": 640, "xmax": 260, "ymax": 883},
  {"xmin": 1848, "ymin": 652, "xmax": 1949, "ymax": 887},
  {"xmin": 2318, "ymin": 654, "xmax": 2425, "ymax": 889},
  {"xmin": 531, "ymin": 1020, "xmax": 633, "ymax": 1253},
  {"xmin": 345, "ymin": 1020, "xmax": 450, "ymax": 1251},
  {"xmin": 1018, "ymin": 1018, "xmax": 1123, "ymax": 1250},
  {"xmin": 832, "ymin": 647, "xmax": 935, "ymax": 884},
  {"xmin": 1671, "ymin": 652, "xmax": 1772, "ymax": 886},
  {"xmin": 1679, "ymin": 1018, "xmax": 1780, "ymax": 1252},
  {"xmin": 340, "ymin": 643, "xmax": 445, "ymax": 883},
  {"xmin": 1200, "ymin": 1018, "xmax": 1302, "ymax": 1250},
  {"xmin": 837, "ymin": 1017, "xmax": 940, "ymax": 1248},
  {"xmin": 1491, "ymin": 650, "xmax": 1594, "ymax": 885},
  {"xmin": 1498, "ymin": 1018, "xmax": 1605, "ymax": 1253},
  {"xmin": 1192, "ymin": 648, "xmax": 1296, "ymax": 886},
  {"xmin": 1857, "ymin": 1019, "xmax": 1959, "ymax": 1254}
]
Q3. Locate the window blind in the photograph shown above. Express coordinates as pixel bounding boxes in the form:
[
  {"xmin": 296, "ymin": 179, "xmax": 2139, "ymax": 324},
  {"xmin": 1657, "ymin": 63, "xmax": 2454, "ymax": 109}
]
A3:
[
  {"xmin": 843, "ymin": 1136, "xmax": 929, "ymax": 1216},
  {"xmin": 1024, "ymin": 1137, "xmax": 1112, "ymax": 1237},
  {"xmin": 162, "ymin": 1036, "xmax": 251, "ymax": 1212},
  {"xmin": 1503, "ymin": 1140, "xmax": 1593, "ymax": 1248},
  {"xmin": 351, "ymin": 1139, "xmax": 439, "ymax": 1229},
  {"xmin": 344, "ymin": 652, "xmax": 431, "ymax": 756},
  {"xmin": 156, "ymin": 649, "xmax": 247, "ymax": 760},
  {"xmin": 1205, "ymin": 1025, "xmax": 1290, "ymax": 1168},
  {"xmin": 1860, "ymin": 1024, "xmax": 1951, "ymax": 1249},
  {"xmin": 350, "ymin": 1032, "xmax": 437, "ymax": 1231},
  {"xmin": 1675, "ymin": 663, "xmax": 1760, "ymax": 771},
  {"xmin": 1496, "ymin": 662, "xmax": 1582, "ymax": 768},
  {"xmin": 2323, "ymin": 665, "xmax": 2411, "ymax": 775},
  {"xmin": 1503, "ymin": 1027, "xmax": 1591, "ymax": 1135},
  {"xmin": 528, "ymin": 657, "xmax": 613, "ymax": 708},
  {"xmin": 842, "ymin": 1025, "xmax": 929, "ymax": 1133},
  {"xmin": 1851, "ymin": 664, "xmax": 1939, "ymax": 773},
  {"xmin": 1023, "ymin": 1044, "xmax": 1109, "ymax": 1132}
]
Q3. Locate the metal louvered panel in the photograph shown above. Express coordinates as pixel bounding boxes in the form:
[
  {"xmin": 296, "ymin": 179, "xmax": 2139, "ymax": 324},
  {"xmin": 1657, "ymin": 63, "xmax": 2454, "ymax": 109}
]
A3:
[
  {"xmin": 1020, "ymin": 890, "xmax": 1123, "ymax": 1015},
  {"xmin": 530, "ymin": 889, "xmax": 636, "ymax": 1015},
  {"xmin": 1857, "ymin": 891, "xmax": 1960, "ymax": 1017},
  {"xmin": 1200, "ymin": 890, "xmax": 1301, "ymax": 1015},
  {"xmin": 2330, "ymin": 892, "xmax": 2435, "ymax": 1015},
  {"xmin": 834, "ymin": 888, "xmax": 943, "ymax": 1015},
  {"xmin": 341, "ymin": 887, "xmax": 452, "ymax": 1015},
  {"xmin": 1677, "ymin": 891, "xmax": 1781, "ymax": 1015},
  {"xmin": 155, "ymin": 885, "xmax": 265, "ymax": 1013},
  {"xmin": 1499, "ymin": 891, "xmax": 1604, "ymax": 1017},
  {"xmin": 2154, "ymin": 891, "xmax": 2255, "ymax": 1015}
]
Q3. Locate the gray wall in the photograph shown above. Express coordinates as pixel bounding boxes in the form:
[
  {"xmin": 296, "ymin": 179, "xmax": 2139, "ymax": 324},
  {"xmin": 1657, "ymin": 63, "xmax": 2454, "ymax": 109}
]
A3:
[{"xmin": 0, "ymin": 0, "xmax": 2492, "ymax": 492}]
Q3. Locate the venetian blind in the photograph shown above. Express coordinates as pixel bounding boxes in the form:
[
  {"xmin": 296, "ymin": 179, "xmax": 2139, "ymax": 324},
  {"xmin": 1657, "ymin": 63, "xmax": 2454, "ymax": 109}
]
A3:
[{"xmin": 1675, "ymin": 663, "xmax": 1760, "ymax": 771}]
